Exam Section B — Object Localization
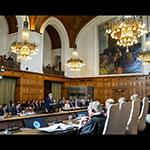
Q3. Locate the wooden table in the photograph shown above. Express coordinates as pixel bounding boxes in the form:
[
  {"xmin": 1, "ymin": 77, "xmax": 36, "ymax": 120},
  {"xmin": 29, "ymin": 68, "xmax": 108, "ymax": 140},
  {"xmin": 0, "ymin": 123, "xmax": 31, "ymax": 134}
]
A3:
[{"xmin": 0, "ymin": 108, "xmax": 87, "ymax": 132}]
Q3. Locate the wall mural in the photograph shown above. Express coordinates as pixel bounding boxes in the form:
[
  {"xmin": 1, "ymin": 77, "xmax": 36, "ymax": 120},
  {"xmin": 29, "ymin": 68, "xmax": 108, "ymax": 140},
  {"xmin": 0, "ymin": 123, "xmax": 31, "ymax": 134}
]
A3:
[
  {"xmin": 99, "ymin": 43, "xmax": 143, "ymax": 75},
  {"xmin": 98, "ymin": 23, "xmax": 143, "ymax": 75}
]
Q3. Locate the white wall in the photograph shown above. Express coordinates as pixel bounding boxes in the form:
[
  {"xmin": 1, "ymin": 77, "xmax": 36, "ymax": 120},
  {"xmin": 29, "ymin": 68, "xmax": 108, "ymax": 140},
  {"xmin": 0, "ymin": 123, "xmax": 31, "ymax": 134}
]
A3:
[
  {"xmin": 140, "ymin": 16, "xmax": 150, "ymax": 74},
  {"xmin": 142, "ymin": 63, "xmax": 150, "ymax": 74},
  {"xmin": 73, "ymin": 16, "xmax": 150, "ymax": 77},
  {"xmin": 43, "ymin": 31, "xmax": 52, "ymax": 67},
  {"xmin": 0, "ymin": 16, "xmax": 9, "ymax": 56},
  {"xmin": 7, "ymin": 33, "xmax": 18, "ymax": 59},
  {"xmin": 15, "ymin": 16, "xmax": 43, "ymax": 73},
  {"xmin": 40, "ymin": 16, "xmax": 70, "ymax": 75},
  {"xmin": 1, "ymin": 15, "xmax": 149, "ymax": 76},
  {"xmin": 20, "ymin": 31, "xmax": 43, "ymax": 73},
  {"xmin": 73, "ymin": 16, "xmax": 115, "ymax": 77},
  {"xmin": 51, "ymin": 48, "xmax": 61, "ymax": 64}
]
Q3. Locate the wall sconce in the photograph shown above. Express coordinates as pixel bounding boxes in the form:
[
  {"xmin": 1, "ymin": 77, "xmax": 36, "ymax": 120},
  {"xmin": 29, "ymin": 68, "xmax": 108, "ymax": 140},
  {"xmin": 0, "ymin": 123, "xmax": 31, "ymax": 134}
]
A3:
[
  {"xmin": 0, "ymin": 65, "xmax": 5, "ymax": 79},
  {"xmin": 0, "ymin": 65, "xmax": 5, "ymax": 72}
]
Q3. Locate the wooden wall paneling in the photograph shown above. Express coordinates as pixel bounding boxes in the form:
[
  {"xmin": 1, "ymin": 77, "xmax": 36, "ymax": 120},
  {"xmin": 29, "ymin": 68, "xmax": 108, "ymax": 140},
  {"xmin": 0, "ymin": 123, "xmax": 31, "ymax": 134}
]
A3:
[
  {"xmin": 65, "ymin": 75, "xmax": 150, "ymax": 103},
  {"xmin": 15, "ymin": 78, "xmax": 20, "ymax": 101},
  {"xmin": 2, "ymin": 69, "xmax": 66, "ymax": 102},
  {"xmin": 2, "ymin": 68, "xmax": 150, "ymax": 104}
]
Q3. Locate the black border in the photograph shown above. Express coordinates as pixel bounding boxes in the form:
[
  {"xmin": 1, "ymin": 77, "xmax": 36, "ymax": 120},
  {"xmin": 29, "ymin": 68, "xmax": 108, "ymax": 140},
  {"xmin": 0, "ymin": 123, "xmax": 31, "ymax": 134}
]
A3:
[
  {"xmin": 1, "ymin": 0, "xmax": 150, "ymax": 15},
  {"xmin": 1, "ymin": 0, "xmax": 150, "ymax": 147}
]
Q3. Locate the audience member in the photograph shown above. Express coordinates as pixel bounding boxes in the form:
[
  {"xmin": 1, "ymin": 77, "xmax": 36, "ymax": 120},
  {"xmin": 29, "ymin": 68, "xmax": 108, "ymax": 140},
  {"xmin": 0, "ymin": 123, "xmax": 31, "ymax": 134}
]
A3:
[
  {"xmin": 2, "ymin": 104, "xmax": 9, "ymax": 115},
  {"xmin": 9, "ymin": 102, "xmax": 17, "ymax": 115},
  {"xmin": 8, "ymin": 55, "xmax": 14, "ymax": 61},
  {"xmin": 64, "ymin": 99, "xmax": 71, "ymax": 110},
  {"xmin": 58, "ymin": 97, "xmax": 65, "ymax": 109},
  {"xmin": 0, "ymin": 104, "xmax": 3, "ymax": 116}
]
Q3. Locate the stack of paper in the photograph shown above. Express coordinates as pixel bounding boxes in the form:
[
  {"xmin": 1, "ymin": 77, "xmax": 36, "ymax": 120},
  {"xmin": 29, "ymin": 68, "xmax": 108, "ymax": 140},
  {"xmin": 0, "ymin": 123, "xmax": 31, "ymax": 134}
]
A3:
[{"xmin": 37, "ymin": 123, "xmax": 74, "ymax": 132}]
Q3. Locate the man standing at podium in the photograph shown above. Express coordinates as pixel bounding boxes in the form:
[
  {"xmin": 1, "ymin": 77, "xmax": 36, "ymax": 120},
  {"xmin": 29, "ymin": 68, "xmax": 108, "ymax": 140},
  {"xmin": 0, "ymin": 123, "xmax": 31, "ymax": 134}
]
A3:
[{"xmin": 44, "ymin": 93, "xmax": 55, "ymax": 113}]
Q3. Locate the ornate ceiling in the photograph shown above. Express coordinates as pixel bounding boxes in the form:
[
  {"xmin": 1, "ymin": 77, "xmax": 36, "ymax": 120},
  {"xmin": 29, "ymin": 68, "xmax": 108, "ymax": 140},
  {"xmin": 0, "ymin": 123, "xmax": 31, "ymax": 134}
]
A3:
[
  {"xmin": 46, "ymin": 25, "xmax": 61, "ymax": 49},
  {"xmin": 5, "ymin": 16, "xmax": 18, "ymax": 34},
  {"xmin": 4, "ymin": 15, "xmax": 96, "ymax": 48}
]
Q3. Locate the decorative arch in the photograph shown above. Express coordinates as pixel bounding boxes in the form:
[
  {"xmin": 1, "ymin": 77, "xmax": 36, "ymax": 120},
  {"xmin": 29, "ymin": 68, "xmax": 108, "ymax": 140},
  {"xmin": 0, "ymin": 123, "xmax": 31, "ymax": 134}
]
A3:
[
  {"xmin": 4, "ymin": 16, "xmax": 17, "ymax": 34},
  {"xmin": 0, "ymin": 16, "xmax": 9, "ymax": 54},
  {"xmin": 75, "ymin": 16, "xmax": 116, "ymax": 76},
  {"xmin": 0, "ymin": 16, "xmax": 9, "ymax": 34},
  {"xmin": 40, "ymin": 16, "xmax": 70, "ymax": 71},
  {"xmin": 76, "ymin": 16, "xmax": 115, "ymax": 44},
  {"xmin": 46, "ymin": 25, "xmax": 61, "ymax": 49}
]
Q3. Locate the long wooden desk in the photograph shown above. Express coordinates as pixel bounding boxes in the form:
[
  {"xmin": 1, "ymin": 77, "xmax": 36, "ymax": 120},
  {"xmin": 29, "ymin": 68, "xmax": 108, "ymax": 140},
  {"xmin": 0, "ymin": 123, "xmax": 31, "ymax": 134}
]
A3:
[
  {"xmin": 0, "ymin": 127, "xmax": 78, "ymax": 135},
  {"xmin": 0, "ymin": 108, "xmax": 87, "ymax": 132}
]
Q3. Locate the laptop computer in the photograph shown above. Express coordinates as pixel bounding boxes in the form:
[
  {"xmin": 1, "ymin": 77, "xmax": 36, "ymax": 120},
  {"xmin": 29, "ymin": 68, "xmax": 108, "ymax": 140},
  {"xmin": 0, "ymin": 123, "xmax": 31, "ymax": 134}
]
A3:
[
  {"xmin": 76, "ymin": 111, "xmax": 88, "ymax": 117},
  {"xmin": 23, "ymin": 117, "xmax": 48, "ymax": 129}
]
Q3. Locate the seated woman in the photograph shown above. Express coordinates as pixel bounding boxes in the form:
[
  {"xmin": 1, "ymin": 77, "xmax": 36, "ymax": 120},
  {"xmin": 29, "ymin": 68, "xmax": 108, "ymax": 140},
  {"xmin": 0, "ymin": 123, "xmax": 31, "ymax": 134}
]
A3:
[
  {"xmin": 24, "ymin": 106, "xmax": 36, "ymax": 116},
  {"xmin": 78, "ymin": 101, "xmax": 106, "ymax": 135},
  {"xmin": 63, "ymin": 100, "xmax": 71, "ymax": 110}
]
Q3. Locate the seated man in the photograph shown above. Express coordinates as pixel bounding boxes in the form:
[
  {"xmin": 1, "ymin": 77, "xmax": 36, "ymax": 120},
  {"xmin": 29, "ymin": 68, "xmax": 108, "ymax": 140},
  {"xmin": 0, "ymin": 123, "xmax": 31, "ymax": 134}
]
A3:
[{"xmin": 78, "ymin": 101, "xmax": 106, "ymax": 135}]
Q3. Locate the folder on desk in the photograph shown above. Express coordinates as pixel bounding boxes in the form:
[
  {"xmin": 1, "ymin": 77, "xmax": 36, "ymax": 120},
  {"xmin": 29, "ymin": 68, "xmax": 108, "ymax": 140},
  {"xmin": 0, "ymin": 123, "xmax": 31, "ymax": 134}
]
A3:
[{"xmin": 37, "ymin": 123, "xmax": 74, "ymax": 132}]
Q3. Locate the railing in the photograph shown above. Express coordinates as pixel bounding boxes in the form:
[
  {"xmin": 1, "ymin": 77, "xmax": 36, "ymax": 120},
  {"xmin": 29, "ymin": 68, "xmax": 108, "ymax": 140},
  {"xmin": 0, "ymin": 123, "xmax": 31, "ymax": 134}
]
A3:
[
  {"xmin": 43, "ymin": 67, "xmax": 64, "ymax": 76},
  {"xmin": 0, "ymin": 59, "xmax": 20, "ymax": 70}
]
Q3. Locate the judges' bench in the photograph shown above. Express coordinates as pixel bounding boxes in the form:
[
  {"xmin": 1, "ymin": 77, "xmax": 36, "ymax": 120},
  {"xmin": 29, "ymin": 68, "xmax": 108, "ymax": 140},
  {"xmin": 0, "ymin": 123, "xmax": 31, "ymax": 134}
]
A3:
[{"xmin": 0, "ymin": 108, "xmax": 87, "ymax": 132}]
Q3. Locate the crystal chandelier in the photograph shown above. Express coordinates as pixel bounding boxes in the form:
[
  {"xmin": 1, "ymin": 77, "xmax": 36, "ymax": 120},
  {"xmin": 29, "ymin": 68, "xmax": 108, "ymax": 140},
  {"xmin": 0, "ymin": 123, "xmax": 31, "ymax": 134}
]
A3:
[
  {"xmin": 11, "ymin": 16, "xmax": 38, "ymax": 61},
  {"xmin": 66, "ymin": 44, "xmax": 85, "ymax": 71},
  {"xmin": 138, "ymin": 51, "xmax": 150, "ymax": 64},
  {"xmin": 106, "ymin": 16, "xmax": 147, "ymax": 52},
  {"xmin": 138, "ymin": 16, "xmax": 150, "ymax": 64}
]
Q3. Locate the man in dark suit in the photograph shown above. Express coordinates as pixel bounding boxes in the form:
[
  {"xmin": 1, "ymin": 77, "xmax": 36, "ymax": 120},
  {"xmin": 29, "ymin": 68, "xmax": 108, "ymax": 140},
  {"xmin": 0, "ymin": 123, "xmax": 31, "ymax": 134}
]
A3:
[
  {"xmin": 0, "ymin": 104, "xmax": 4, "ymax": 116},
  {"xmin": 44, "ymin": 93, "xmax": 54, "ymax": 113},
  {"xmin": 78, "ymin": 101, "xmax": 106, "ymax": 135}
]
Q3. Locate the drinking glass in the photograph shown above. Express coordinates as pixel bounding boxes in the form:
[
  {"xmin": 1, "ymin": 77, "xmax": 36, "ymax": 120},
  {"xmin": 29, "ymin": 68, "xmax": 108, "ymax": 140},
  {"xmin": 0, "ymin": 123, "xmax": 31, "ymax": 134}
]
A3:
[{"xmin": 68, "ymin": 115, "xmax": 72, "ymax": 124}]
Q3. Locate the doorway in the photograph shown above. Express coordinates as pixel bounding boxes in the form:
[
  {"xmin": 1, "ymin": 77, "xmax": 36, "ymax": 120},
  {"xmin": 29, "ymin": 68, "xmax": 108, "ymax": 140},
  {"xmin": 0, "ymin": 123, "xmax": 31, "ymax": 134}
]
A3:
[{"xmin": 44, "ymin": 80, "xmax": 52, "ymax": 100}]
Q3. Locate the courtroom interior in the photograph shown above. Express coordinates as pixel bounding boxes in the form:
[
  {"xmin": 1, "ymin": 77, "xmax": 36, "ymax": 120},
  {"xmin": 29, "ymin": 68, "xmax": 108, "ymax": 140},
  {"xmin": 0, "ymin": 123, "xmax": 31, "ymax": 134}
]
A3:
[{"xmin": 0, "ymin": 15, "xmax": 150, "ymax": 135}]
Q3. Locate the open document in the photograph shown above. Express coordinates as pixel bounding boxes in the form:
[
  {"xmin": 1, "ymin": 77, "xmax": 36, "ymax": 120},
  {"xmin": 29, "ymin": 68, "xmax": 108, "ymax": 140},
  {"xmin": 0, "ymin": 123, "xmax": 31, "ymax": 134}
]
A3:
[{"xmin": 37, "ymin": 123, "xmax": 74, "ymax": 132}]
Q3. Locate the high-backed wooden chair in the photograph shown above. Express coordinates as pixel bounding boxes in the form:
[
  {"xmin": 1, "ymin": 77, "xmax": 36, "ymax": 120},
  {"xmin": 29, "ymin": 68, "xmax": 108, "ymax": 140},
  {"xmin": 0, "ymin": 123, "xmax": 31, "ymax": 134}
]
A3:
[
  {"xmin": 125, "ymin": 99, "xmax": 141, "ymax": 134},
  {"xmin": 138, "ymin": 97, "xmax": 149, "ymax": 131},
  {"xmin": 117, "ymin": 102, "xmax": 132, "ymax": 134},
  {"xmin": 102, "ymin": 103, "xmax": 120, "ymax": 134}
]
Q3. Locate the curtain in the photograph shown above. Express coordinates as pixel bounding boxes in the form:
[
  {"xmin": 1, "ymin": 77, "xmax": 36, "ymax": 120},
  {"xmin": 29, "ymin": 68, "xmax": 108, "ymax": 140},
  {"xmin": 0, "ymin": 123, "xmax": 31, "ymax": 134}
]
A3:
[
  {"xmin": 51, "ymin": 82, "xmax": 62, "ymax": 102},
  {"xmin": 0, "ymin": 77, "xmax": 16, "ymax": 104}
]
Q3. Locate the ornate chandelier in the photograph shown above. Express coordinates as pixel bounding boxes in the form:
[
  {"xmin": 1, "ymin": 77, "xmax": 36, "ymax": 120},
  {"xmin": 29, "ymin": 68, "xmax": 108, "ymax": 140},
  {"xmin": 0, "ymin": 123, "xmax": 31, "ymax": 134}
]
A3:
[
  {"xmin": 138, "ymin": 51, "xmax": 150, "ymax": 64},
  {"xmin": 106, "ymin": 16, "xmax": 147, "ymax": 52},
  {"xmin": 138, "ymin": 16, "xmax": 150, "ymax": 64},
  {"xmin": 11, "ymin": 16, "xmax": 38, "ymax": 61},
  {"xmin": 66, "ymin": 44, "xmax": 85, "ymax": 71}
]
